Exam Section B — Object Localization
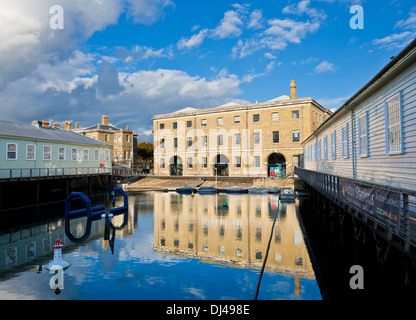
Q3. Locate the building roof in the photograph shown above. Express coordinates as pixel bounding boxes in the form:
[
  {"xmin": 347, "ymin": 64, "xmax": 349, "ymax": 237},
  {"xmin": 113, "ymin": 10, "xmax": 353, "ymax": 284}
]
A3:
[
  {"xmin": 81, "ymin": 123, "xmax": 123, "ymax": 132},
  {"xmin": 0, "ymin": 119, "xmax": 111, "ymax": 147},
  {"xmin": 152, "ymin": 97, "xmax": 330, "ymax": 120}
]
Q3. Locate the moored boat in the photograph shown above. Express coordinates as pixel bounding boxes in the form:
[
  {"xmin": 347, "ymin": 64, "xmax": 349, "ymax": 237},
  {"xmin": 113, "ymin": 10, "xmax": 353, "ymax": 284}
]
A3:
[
  {"xmin": 225, "ymin": 186, "xmax": 248, "ymax": 194},
  {"xmin": 248, "ymin": 186, "xmax": 269, "ymax": 194},
  {"xmin": 176, "ymin": 186, "xmax": 196, "ymax": 194},
  {"xmin": 268, "ymin": 187, "xmax": 280, "ymax": 194},
  {"xmin": 280, "ymin": 188, "xmax": 296, "ymax": 201},
  {"xmin": 197, "ymin": 186, "xmax": 219, "ymax": 194}
]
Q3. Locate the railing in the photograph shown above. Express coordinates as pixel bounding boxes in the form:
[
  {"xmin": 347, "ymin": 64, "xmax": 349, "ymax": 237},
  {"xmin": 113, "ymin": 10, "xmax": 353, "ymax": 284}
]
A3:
[
  {"xmin": 0, "ymin": 167, "xmax": 112, "ymax": 180},
  {"xmin": 295, "ymin": 167, "xmax": 416, "ymax": 251},
  {"xmin": 112, "ymin": 167, "xmax": 145, "ymax": 177}
]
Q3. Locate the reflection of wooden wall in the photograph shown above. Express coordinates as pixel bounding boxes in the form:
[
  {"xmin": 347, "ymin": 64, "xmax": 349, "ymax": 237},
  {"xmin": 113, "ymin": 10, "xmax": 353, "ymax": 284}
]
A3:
[{"xmin": 153, "ymin": 192, "xmax": 315, "ymax": 278}]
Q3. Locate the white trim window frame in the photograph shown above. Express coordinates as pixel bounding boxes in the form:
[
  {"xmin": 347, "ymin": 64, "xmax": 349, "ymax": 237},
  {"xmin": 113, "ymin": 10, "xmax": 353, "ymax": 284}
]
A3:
[
  {"xmin": 58, "ymin": 146, "xmax": 66, "ymax": 161},
  {"xmin": 71, "ymin": 147, "xmax": 78, "ymax": 161},
  {"xmin": 83, "ymin": 148, "xmax": 89, "ymax": 161},
  {"xmin": 26, "ymin": 144, "xmax": 36, "ymax": 161},
  {"xmin": 6, "ymin": 142, "xmax": 18, "ymax": 160},
  {"xmin": 358, "ymin": 112, "xmax": 369, "ymax": 158},
  {"xmin": 43, "ymin": 145, "xmax": 52, "ymax": 161},
  {"xmin": 385, "ymin": 92, "xmax": 404, "ymax": 155},
  {"xmin": 342, "ymin": 123, "xmax": 349, "ymax": 159}
]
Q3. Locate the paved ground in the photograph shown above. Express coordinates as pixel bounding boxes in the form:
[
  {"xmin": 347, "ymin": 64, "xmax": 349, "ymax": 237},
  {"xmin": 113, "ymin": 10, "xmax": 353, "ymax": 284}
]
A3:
[{"xmin": 124, "ymin": 176, "xmax": 295, "ymax": 191}]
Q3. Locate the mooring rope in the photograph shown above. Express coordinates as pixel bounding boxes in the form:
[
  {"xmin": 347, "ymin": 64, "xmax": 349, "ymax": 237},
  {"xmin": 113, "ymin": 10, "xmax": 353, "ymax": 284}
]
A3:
[{"xmin": 254, "ymin": 193, "xmax": 281, "ymax": 300}]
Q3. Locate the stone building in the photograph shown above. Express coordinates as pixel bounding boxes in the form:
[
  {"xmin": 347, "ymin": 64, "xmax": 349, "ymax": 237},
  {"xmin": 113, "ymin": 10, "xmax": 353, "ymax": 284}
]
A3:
[
  {"xmin": 152, "ymin": 81, "xmax": 332, "ymax": 177},
  {"xmin": 73, "ymin": 115, "xmax": 138, "ymax": 168}
]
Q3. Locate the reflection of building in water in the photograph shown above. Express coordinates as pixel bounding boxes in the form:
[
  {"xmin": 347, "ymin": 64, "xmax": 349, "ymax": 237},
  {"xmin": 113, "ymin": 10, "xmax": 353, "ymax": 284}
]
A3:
[{"xmin": 153, "ymin": 192, "xmax": 314, "ymax": 280}]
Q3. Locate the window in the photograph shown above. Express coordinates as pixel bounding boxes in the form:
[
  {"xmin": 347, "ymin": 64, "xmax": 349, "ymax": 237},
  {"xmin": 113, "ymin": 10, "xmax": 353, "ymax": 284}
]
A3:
[
  {"xmin": 235, "ymin": 156, "xmax": 241, "ymax": 168},
  {"xmin": 317, "ymin": 139, "xmax": 322, "ymax": 160},
  {"xmin": 234, "ymin": 116, "xmax": 240, "ymax": 123},
  {"xmin": 217, "ymin": 117, "xmax": 223, "ymax": 125},
  {"xmin": 254, "ymin": 156, "xmax": 260, "ymax": 168},
  {"xmin": 173, "ymin": 122, "xmax": 177, "ymax": 129},
  {"xmin": 160, "ymin": 139, "xmax": 165, "ymax": 149},
  {"xmin": 201, "ymin": 119, "xmax": 207, "ymax": 127},
  {"xmin": 105, "ymin": 149, "xmax": 110, "ymax": 161},
  {"xmin": 253, "ymin": 114, "xmax": 259, "ymax": 122},
  {"xmin": 292, "ymin": 130, "xmax": 300, "ymax": 142},
  {"xmin": 187, "ymin": 157, "xmax": 193, "ymax": 169},
  {"xmin": 26, "ymin": 144, "xmax": 36, "ymax": 160},
  {"xmin": 234, "ymin": 133, "xmax": 240, "ymax": 146},
  {"xmin": 187, "ymin": 120, "xmax": 192, "ymax": 128},
  {"xmin": 323, "ymin": 136, "xmax": 328, "ymax": 160},
  {"xmin": 126, "ymin": 135, "xmax": 130, "ymax": 143},
  {"xmin": 273, "ymin": 131, "xmax": 279, "ymax": 143},
  {"xmin": 174, "ymin": 138, "xmax": 178, "ymax": 148},
  {"xmin": 105, "ymin": 135, "xmax": 109, "ymax": 142},
  {"xmin": 218, "ymin": 135, "xmax": 223, "ymax": 146},
  {"xmin": 385, "ymin": 93, "xmax": 403, "ymax": 155},
  {"xmin": 43, "ymin": 145, "xmax": 51, "ymax": 160},
  {"xmin": 83, "ymin": 148, "xmax": 89, "ymax": 161},
  {"xmin": 331, "ymin": 130, "xmax": 337, "ymax": 159},
  {"xmin": 292, "ymin": 110, "xmax": 299, "ymax": 119},
  {"xmin": 202, "ymin": 135, "xmax": 207, "ymax": 147},
  {"xmin": 358, "ymin": 113, "xmax": 368, "ymax": 157},
  {"xmin": 94, "ymin": 149, "xmax": 100, "ymax": 161},
  {"xmin": 71, "ymin": 148, "xmax": 78, "ymax": 161},
  {"xmin": 342, "ymin": 123, "xmax": 349, "ymax": 158},
  {"xmin": 254, "ymin": 132, "xmax": 260, "ymax": 144},
  {"xmin": 58, "ymin": 146, "xmax": 66, "ymax": 161},
  {"xmin": 160, "ymin": 158, "xmax": 165, "ymax": 169},
  {"xmin": 187, "ymin": 137, "xmax": 193, "ymax": 147},
  {"xmin": 202, "ymin": 157, "xmax": 208, "ymax": 168},
  {"xmin": 160, "ymin": 123, "xmax": 165, "ymax": 130},
  {"xmin": 272, "ymin": 112, "xmax": 279, "ymax": 121}
]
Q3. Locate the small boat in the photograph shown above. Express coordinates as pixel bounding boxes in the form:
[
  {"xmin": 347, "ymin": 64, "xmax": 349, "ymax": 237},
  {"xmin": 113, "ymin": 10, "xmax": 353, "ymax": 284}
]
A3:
[
  {"xmin": 280, "ymin": 188, "xmax": 296, "ymax": 201},
  {"xmin": 197, "ymin": 186, "xmax": 219, "ymax": 194},
  {"xmin": 225, "ymin": 186, "xmax": 248, "ymax": 194},
  {"xmin": 176, "ymin": 186, "xmax": 197, "ymax": 194},
  {"xmin": 248, "ymin": 186, "xmax": 269, "ymax": 194},
  {"xmin": 268, "ymin": 187, "xmax": 280, "ymax": 194}
]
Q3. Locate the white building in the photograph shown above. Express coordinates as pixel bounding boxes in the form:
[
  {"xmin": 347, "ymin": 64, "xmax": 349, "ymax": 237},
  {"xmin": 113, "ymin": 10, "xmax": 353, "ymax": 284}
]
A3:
[{"xmin": 302, "ymin": 38, "xmax": 416, "ymax": 192}]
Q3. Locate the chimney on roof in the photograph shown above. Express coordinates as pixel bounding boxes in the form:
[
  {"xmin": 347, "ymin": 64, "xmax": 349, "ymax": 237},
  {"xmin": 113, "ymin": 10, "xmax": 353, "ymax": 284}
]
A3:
[
  {"xmin": 102, "ymin": 115, "xmax": 109, "ymax": 125},
  {"xmin": 75, "ymin": 122, "xmax": 79, "ymax": 129},
  {"xmin": 42, "ymin": 120, "xmax": 49, "ymax": 128},
  {"xmin": 126, "ymin": 125, "xmax": 130, "ymax": 131},
  {"xmin": 53, "ymin": 123, "xmax": 61, "ymax": 129},
  {"xmin": 65, "ymin": 121, "xmax": 72, "ymax": 131},
  {"xmin": 290, "ymin": 80, "xmax": 297, "ymax": 100}
]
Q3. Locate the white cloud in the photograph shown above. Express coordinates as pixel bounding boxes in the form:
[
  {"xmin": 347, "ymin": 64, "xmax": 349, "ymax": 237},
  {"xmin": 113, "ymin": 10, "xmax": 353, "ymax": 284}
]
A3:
[
  {"xmin": 248, "ymin": 9, "xmax": 264, "ymax": 30},
  {"xmin": 177, "ymin": 29, "xmax": 209, "ymax": 50},
  {"xmin": 373, "ymin": 31, "xmax": 416, "ymax": 50},
  {"xmin": 314, "ymin": 61, "xmax": 336, "ymax": 73},
  {"xmin": 125, "ymin": 0, "xmax": 175, "ymax": 25},
  {"xmin": 211, "ymin": 10, "xmax": 244, "ymax": 39},
  {"xmin": 395, "ymin": 9, "xmax": 416, "ymax": 29},
  {"xmin": 0, "ymin": 0, "xmax": 174, "ymax": 90}
]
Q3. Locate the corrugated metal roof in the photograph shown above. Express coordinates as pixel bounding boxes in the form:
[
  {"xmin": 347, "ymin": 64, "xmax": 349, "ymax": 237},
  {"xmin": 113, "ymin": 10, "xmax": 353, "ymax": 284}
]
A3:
[{"xmin": 0, "ymin": 120, "xmax": 111, "ymax": 147}]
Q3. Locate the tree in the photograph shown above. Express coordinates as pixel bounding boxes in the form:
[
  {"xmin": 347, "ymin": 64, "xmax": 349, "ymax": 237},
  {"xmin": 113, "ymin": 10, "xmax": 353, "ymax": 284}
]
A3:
[{"xmin": 137, "ymin": 142, "xmax": 154, "ymax": 161}]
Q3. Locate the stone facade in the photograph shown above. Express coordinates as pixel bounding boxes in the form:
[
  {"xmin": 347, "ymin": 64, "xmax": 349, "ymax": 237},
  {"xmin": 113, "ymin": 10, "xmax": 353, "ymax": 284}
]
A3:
[
  {"xmin": 152, "ymin": 81, "xmax": 331, "ymax": 177},
  {"xmin": 73, "ymin": 115, "xmax": 138, "ymax": 168}
]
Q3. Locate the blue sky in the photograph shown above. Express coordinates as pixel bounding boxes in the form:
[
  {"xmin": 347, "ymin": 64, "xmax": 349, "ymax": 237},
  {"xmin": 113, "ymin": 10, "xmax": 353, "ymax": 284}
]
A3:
[{"xmin": 0, "ymin": 0, "xmax": 415, "ymax": 141}]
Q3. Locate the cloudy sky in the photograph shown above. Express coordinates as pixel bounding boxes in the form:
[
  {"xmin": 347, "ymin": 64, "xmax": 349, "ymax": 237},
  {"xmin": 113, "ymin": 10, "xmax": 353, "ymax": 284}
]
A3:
[{"xmin": 0, "ymin": 0, "xmax": 415, "ymax": 142}]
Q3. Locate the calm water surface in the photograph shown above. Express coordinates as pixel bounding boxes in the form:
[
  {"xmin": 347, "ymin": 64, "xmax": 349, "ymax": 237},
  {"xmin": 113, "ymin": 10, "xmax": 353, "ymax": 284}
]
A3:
[{"xmin": 0, "ymin": 192, "xmax": 321, "ymax": 300}]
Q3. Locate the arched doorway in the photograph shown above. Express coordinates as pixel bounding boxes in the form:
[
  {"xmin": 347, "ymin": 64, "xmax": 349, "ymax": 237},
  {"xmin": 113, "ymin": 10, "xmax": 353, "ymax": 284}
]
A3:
[
  {"xmin": 213, "ymin": 154, "xmax": 229, "ymax": 176},
  {"xmin": 267, "ymin": 153, "xmax": 286, "ymax": 177},
  {"xmin": 170, "ymin": 156, "xmax": 183, "ymax": 176}
]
